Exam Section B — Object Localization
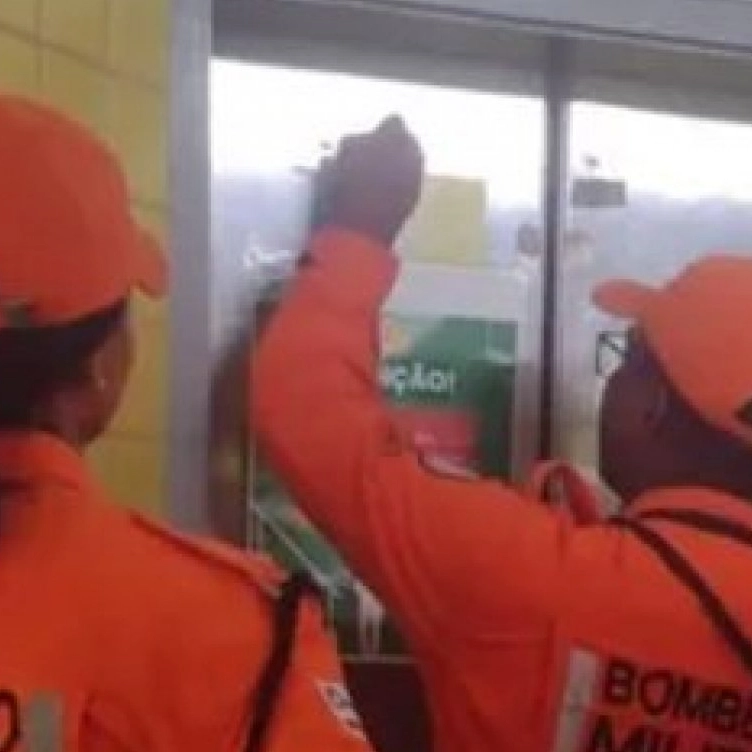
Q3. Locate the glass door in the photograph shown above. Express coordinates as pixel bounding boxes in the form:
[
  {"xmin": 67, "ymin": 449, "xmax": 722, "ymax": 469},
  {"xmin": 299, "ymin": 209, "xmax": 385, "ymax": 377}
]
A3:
[
  {"xmin": 557, "ymin": 100, "xmax": 752, "ymax": 506},
  {"xmin": 211, "ymin": 58, "xmax": 546, "ymax": 657}
]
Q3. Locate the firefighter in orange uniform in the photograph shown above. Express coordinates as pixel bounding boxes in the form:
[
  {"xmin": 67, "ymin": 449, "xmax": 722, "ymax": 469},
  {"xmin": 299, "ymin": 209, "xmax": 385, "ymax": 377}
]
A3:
[
  {"xmin": 254, "ymin": 116, "xmax": 752, "ymax": 752},
  {"xmin": 0, "ymin": 95, "xmax": 372, "ymax": 752}
]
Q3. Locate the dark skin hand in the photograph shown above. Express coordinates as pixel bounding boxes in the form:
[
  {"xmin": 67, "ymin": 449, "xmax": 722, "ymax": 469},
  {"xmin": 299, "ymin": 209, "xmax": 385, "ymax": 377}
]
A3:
[{"xmin": 317, "ymin": 116, "xmax": 425, "ymax": 247}]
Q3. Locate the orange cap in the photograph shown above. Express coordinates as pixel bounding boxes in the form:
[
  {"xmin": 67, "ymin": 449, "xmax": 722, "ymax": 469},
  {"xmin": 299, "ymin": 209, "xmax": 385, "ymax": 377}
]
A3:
[
  {"xmin": 0, "ymin": 95, "xmax": 166, "ymax": 329},
  {"xmin": 594, "ymin": 255, "xmax": 752, "ymax": 446}
]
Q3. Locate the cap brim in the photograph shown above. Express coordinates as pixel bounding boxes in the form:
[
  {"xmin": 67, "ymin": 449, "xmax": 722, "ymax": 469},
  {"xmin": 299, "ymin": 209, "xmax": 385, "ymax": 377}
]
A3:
[
  {"xmin": 131, "ymin": 228, "xmax": 167, "ymax": 298},
  {"xmin": 592, "ymin": 279, "xmax": 657, "ymax": 319}
]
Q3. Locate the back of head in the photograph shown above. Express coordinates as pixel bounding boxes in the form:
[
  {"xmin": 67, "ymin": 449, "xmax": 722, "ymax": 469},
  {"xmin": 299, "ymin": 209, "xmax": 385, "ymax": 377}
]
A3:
[
  {"xmin": 0, "ymin": 301, "xmax": 128, "ymax": 445},
  {"xmin": 595, "ymin": 256, "xmax": 752, "ymax": 504},
  {"xmin": 0, "ymin": 95, "xmax": 167, "ymax": 502},
  {"xmin": 600, "ymin": 333, "xmax": 752, "ymax": 503}
]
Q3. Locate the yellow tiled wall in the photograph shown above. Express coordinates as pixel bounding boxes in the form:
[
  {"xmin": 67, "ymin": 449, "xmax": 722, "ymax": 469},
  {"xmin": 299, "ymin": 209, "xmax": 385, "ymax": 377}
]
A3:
[{"xmin": 0, "ymin": 0, "xmax": 171, "ymax": 514}]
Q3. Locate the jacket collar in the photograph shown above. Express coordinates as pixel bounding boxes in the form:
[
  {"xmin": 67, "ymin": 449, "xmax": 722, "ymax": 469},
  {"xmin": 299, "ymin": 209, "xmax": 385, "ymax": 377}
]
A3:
[{"xmin": 0, "ymin": 431, "xmax": 93, "ymax": 493}]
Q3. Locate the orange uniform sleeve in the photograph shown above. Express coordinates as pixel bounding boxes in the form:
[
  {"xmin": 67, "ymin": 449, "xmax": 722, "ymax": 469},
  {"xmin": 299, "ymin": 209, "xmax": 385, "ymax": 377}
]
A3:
[{"xmin": 253, "ymin": 229, "xmax": 569, "ymax": 646}]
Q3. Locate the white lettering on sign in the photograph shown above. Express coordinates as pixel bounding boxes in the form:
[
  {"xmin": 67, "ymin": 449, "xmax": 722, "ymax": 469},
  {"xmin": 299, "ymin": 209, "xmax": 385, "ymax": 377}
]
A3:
[{"xmin": 380, "ymin": 362, "xmax": 458, "ymax": 399}]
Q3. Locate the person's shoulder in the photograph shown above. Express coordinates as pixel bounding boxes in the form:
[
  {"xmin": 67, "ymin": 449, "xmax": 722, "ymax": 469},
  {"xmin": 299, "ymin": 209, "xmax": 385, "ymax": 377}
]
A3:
[
  {"xmin": 119, "ymin": 510, "xmax": 286, "ymax": 599},
  {"xmin": 76, "ymin": 498, "xmax": 282, "ymax": 623},
  {"xmin": 75, "ymin": 512, "xmax": 282, "ymax": 747}
]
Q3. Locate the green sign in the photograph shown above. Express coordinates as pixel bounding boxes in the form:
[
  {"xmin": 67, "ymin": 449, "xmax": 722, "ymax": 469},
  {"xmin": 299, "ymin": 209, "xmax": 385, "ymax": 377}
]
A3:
[{"xmin": 381, "ymin": 314, "xmax": 517, "ymax": 478}]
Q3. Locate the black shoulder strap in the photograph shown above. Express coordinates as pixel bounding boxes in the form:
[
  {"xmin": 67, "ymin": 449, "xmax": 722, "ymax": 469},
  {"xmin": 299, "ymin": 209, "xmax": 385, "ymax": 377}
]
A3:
[
  {"xmin": 612, "ymin": 515, "xmax": 752, "ymax": 677},
  {"xmin": 638, "ymin": 507, "xmax": 752, "ymax": 547},
  {"xmin": 246, "ymin": 570, "xmax": 321, "ymax": 752}
]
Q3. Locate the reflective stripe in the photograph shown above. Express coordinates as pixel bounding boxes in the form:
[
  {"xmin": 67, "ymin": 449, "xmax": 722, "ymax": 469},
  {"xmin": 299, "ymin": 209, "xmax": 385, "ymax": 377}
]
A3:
[
  {"xmin": 552, "ymin": 649, "xmax": 600, "ymax": 752},
  {"xmin": 23, "ymin": 694, "xmax": 62, "ymax": 752}
]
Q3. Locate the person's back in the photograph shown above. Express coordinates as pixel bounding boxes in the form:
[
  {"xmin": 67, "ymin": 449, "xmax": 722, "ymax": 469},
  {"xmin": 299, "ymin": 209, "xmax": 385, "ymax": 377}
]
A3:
[
  {"xmin": 407, "ymin": 485, "xmax": 752, "ymax": 751},
  {"xmin": 1, "ymin": 431, "xmax": 263, "ymax": 750},
  {"xmin": 0, "ymin": 94, "xmax": 371, "ymax": 752},
  {"xmin": 252, "ymin": 118, "xmax": 752, "ymax": 752},
  {"xmin": 0, "ymin": 432, "xmax": 368, "ymax": 751},
  {"xmin": 558, "ymin": 492, "xmax": 752, "ymax": 752}
]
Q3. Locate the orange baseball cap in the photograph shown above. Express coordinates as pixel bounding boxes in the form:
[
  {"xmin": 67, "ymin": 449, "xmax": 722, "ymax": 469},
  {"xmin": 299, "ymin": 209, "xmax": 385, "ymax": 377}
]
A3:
[
  {"xmin": 594, "ymin": 254, "xmax": 752, "ymax": 446},
  {"xmin": 0, "ymin": 95, "xmax": 166, "ymax": 329}
]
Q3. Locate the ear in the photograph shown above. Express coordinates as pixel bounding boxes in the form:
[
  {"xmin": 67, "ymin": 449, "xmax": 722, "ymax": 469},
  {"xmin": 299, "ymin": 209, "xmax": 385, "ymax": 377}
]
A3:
[
  {"xmin": 86, "ymin": 349, "xmax": 109, "ymax": 395},
  {"xmin": 643, "ymin": 373, "xmax": 671, "ymax": 433}
]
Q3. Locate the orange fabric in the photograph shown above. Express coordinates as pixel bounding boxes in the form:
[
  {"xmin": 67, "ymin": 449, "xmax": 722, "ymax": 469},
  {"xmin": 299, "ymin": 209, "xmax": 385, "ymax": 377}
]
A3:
[
  {"xmin": 0, "ymin": 96, "xmax": 165, "ymax": 328},
  {"xmin": 594, "ymin": 255, "xmax": 752, "ymax": 446},
  {"xmin": 0, "ymin": 432, "xmax": 370, "ymax": 752},
  {"xmin": 253, "ymin": 229, "xmax": 752, "ymax": 752}
]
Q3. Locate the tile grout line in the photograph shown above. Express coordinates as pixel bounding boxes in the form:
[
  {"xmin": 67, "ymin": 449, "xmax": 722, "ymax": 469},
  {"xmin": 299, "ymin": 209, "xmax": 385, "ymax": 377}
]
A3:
[
  {"xmin": 32, "ymin": 0, "xmax": 42, "ymax": 89},
  {"xmin": 103, "ymin": 0, "xmax": 114, "ymax": 133},
  {"xmin": 0, "ymin": 19, "xmax": 165, "ymax": 93}
]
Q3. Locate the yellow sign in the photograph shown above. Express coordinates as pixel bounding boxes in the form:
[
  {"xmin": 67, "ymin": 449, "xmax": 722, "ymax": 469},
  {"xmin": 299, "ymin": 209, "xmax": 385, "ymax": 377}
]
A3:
[{"xmin": 398, "ymin": 175, "xmax": 487, "ymax": 266}]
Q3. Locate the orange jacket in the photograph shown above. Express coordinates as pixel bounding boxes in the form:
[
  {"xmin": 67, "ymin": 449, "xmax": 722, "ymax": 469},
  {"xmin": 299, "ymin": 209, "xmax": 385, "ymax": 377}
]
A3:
[
  {"xmin": 0, "ymin": 432, "xmax": 370, "ymax": 752},
  {"xmin": 254, "ymin": 228, "xmax": 752, "ymax": 752}
]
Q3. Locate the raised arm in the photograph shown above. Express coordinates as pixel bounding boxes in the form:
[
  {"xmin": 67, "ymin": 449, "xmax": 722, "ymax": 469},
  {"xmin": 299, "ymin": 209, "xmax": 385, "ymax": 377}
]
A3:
[{"xmin": 252, "ymin": 119, "xmax": 565, "ymax": 645}]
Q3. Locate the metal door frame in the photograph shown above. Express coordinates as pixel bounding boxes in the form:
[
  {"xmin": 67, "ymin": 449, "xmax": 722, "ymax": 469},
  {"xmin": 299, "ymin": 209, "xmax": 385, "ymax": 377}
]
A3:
[
  {"xmin": 170, "ymin": 0, "xmax": 752, "ymax": 532},
  {"xmin": 168, "ymin": 0, "xmax": 213, "ymax": 531}
]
